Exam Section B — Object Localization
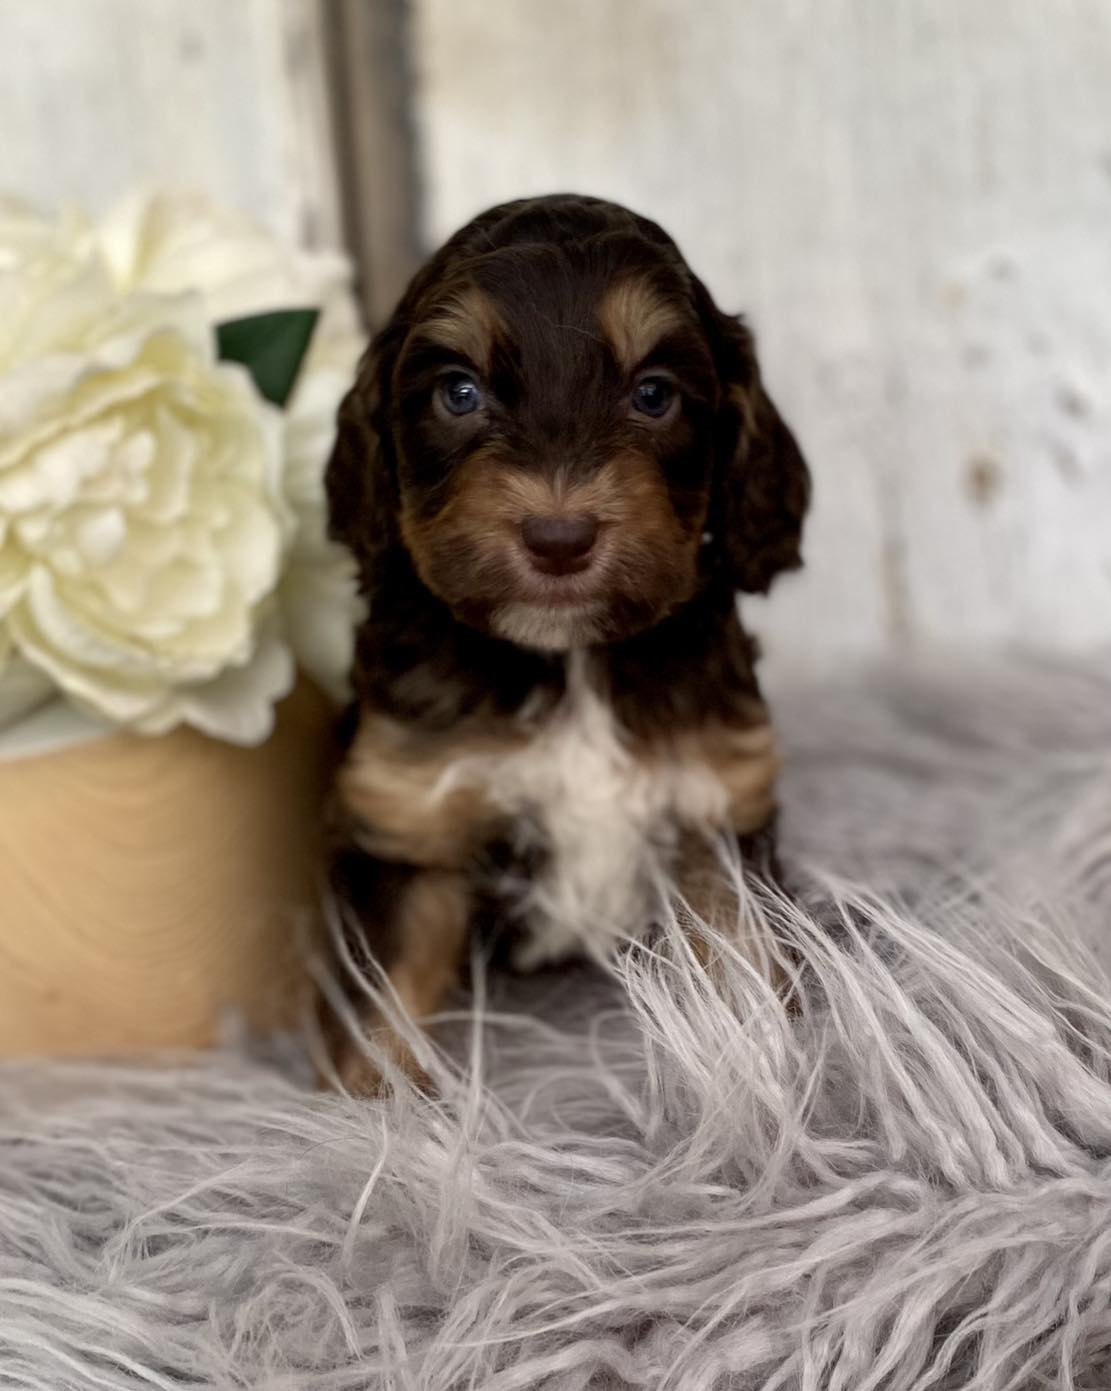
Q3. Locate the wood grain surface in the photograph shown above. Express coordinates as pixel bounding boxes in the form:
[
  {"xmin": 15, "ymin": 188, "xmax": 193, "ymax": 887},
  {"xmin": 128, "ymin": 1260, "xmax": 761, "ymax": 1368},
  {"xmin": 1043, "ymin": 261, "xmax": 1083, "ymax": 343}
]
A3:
[{"xmin": 0, "ymin": 682, "xmax": 335, "ymax": 1057}]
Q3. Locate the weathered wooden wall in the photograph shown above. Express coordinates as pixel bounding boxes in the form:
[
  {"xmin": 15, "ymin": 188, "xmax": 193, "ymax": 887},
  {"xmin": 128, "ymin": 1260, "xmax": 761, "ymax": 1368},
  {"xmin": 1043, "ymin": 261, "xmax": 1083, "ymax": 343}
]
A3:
[
  {"xmin": 412, "ymin": 0, "xmax": 1111, "ymax": 674},
  {"xmin": 3, "ymin": 0, "xmax": 1108, "ymax": 672},
  {"xmin": 0, "ymin": 0, "xmax": 342, "ymax": 250}
]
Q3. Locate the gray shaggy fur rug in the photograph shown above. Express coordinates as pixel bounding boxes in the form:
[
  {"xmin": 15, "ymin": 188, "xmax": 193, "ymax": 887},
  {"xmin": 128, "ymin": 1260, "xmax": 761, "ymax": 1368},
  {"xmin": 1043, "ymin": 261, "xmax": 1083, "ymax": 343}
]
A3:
[{"xmin": 2, "ymin": 652, "xmax": 1111, "ymax": 1390}]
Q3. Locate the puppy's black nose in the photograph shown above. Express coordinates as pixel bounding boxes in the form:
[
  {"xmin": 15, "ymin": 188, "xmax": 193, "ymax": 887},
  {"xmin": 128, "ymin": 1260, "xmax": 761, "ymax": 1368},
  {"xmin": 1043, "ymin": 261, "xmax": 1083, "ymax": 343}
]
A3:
[{"xmin": 520, "ymin": 514, "xmax": 599, "ymax": 574}]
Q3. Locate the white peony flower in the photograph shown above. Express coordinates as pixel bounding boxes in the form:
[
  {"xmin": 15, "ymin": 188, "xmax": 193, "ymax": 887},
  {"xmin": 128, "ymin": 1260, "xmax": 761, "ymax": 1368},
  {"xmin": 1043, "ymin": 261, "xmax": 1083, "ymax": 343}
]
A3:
[
  {"xmin": 0, "ymin": 200, "xmax": 111, "ymax": 372},
  {"xmin": 95, "ymin": 190, "xmax": 352, "ymax": 325},
  {"xmin": 0, "ymin": 192, "xmax": 366, "ymax": 750},
  {"xmin": 95, "ymin": 192, "xmax": 366, "ymax": 698},
  {"xmin": 0, "ymin": 265, "xmax": 293, "ymax": 743}
]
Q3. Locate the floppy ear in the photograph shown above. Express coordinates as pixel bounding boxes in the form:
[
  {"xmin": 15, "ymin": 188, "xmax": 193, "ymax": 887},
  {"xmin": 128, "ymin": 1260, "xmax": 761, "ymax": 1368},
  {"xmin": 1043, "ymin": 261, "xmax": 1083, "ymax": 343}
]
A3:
[
  {"xmin": 694, "ymin": 279, "xmax": 811, "ymax": 594},
  {"xmin": 324, "ymin": 316, "xmax": 408, "ymax": 596}
]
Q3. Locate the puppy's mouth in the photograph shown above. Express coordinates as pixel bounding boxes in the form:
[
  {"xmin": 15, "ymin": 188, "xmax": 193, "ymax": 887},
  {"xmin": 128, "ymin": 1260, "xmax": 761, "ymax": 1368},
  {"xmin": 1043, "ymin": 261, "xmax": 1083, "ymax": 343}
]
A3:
[
  {"xmin": 490, "ymin": 596, "xmax": 606, "ymax": 650},
  {"xmin": 519, "ymin": 571, "xmax": 601, "ymax": 607},
  {"xmin": 419, "ymin": 519, "xmax": 693, "ymax": 650},
  {"xmin": 477, "ymin": 537, "xmax": 606, "ymax": 648}
]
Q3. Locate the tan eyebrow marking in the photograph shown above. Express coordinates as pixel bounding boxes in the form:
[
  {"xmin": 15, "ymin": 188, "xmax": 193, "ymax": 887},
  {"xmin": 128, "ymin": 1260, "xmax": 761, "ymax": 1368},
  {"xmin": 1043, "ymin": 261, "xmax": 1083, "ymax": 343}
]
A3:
[
  {"xmin": 598, "ymin": 278, "xmax": 688, "ymax": 373},
  {"xmin": 416, "ymin": 286, "xmax": 504, "ymax": 374}
]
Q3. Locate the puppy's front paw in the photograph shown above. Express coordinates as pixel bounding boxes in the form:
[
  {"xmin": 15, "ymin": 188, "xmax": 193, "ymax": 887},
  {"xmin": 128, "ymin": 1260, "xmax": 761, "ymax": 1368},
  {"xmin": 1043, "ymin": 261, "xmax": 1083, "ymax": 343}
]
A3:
[
  {"xmin": 509, "ymin": 916, "xmax": 583, "ymax": 972},
  {"xmin": 323, "ymin": 1028, "xmax": 435, "ymax": 1099}
]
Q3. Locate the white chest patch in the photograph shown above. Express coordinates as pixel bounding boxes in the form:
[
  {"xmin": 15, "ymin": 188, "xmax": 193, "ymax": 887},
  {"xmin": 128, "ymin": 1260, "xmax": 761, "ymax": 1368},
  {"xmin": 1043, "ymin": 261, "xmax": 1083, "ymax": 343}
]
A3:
[{"xmin": 436, "ymin": 654, "xmax": 731, "ymax": 968}]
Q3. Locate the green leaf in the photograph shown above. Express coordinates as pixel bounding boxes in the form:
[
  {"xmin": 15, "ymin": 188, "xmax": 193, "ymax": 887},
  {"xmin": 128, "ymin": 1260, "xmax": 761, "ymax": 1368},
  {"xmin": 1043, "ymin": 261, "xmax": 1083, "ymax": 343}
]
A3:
[{"xmin": 216, "ymin": 308, "xmax": 320, "ymax": 408}]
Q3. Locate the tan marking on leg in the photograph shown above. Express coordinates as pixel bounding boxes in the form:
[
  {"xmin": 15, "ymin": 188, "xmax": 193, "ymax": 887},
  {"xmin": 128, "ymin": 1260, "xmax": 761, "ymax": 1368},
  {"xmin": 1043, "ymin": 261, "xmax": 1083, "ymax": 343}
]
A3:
[
  {"xmin": 646, "ymin": 716, "xmax": 788, "ymax": 995},
  {"xmin": 640, "ymin": 717, "xmax": 782, "ymax": 838},
  {"xmin": 336, "ymin": 710, "xmax": 524, "ymax": 869},
  {"xmin": 695, "ymin": 721, "xmax": 782, "ymax": 836},
  {"xmin": 331, "ymin": 868, "xmax": 471, "ymax": 1097},
  {"xmin": 675, "ymin": 829, "xmax": 791, "ymax": 998}
]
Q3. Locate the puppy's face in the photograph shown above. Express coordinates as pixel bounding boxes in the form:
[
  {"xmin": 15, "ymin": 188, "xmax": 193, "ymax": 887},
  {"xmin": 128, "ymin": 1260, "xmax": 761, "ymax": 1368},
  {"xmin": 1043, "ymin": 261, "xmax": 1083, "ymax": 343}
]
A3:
[
  {"xmin": 329, "ymin": 197, "xmax": 810, "ymax": 650},
  {"xmin": 393, "ymin": 256, "xmax": 720, "ymax": 648}
]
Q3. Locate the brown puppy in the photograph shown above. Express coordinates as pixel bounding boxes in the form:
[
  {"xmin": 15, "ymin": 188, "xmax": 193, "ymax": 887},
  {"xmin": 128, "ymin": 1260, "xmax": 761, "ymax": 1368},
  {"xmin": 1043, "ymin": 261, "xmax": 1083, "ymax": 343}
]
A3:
[{"xmin": 323, "ymin": 194, "xmax": 810, "ymax": 1091}]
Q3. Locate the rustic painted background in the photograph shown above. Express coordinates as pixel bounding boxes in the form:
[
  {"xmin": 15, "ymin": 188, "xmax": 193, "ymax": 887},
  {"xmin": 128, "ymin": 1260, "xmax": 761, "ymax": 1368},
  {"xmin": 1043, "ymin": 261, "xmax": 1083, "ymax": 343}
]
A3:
[{"xmin": 3, "ymin": 0, "xmax": 1109, "ymax": 679}]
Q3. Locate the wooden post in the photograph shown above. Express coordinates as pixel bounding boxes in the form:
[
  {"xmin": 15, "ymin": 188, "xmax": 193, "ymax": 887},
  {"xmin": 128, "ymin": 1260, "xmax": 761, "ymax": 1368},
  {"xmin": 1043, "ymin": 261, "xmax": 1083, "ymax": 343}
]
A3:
[{"xmin": 324, "ymin": 0, "xmax": 424, "ymax": 328}]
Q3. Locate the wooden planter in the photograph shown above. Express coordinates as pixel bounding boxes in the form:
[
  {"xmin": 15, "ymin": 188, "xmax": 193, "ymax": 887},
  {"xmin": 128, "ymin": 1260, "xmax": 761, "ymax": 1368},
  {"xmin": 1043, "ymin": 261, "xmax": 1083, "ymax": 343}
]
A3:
[{"xmin": 0, "ymin": 682, "xmax": 335, "ymax": 1057}]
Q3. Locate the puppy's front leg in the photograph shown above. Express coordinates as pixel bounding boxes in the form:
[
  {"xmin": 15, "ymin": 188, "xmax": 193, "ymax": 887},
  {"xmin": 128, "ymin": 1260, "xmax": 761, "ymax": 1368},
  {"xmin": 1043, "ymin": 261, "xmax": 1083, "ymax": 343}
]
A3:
[
  {"xmin": 321, "ymin": 710, "xmax": 497, "ymax": 1094},
  {"xmin": 673, "ymin": 719, "xmax": 792, "ymax": 995},
  {"xmin": 675, "ymin": 822, "xmax": 795, "ymax": 1006},
  {"xmin": 325, "ymin": 850, "xmax": 471, "ymax": 1095}
]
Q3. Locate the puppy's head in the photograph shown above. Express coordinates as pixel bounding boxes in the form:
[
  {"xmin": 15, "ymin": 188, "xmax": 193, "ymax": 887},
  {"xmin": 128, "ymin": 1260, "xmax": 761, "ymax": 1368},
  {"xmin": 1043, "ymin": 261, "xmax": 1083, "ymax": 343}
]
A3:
[{"xmin": 328, "ymin": 195, "xmax": 809, "ymax": 650}]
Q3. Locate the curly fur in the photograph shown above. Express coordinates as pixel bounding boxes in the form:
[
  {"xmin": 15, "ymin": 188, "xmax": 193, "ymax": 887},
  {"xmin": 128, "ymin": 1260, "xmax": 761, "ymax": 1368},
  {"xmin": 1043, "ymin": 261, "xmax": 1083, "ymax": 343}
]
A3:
[
  {"xmin": 3, "ymin": 652, "xmax": 1111, "ymax": 1389},
  {"xmin": 320, "ymin": 195, "xmax": 811, "ymax": 1057}
]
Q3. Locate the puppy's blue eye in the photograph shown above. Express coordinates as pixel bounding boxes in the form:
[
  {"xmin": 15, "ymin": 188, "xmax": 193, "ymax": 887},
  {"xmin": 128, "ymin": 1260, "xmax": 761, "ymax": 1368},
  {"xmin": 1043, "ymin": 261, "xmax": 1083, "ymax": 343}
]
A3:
[
  {"xmin": 439, "ymin": 372, "xmax": 484, "ymax": 416},
  {"xmin": 631, "ymin": 376, "xmax": 676, "ymax": 418}
]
